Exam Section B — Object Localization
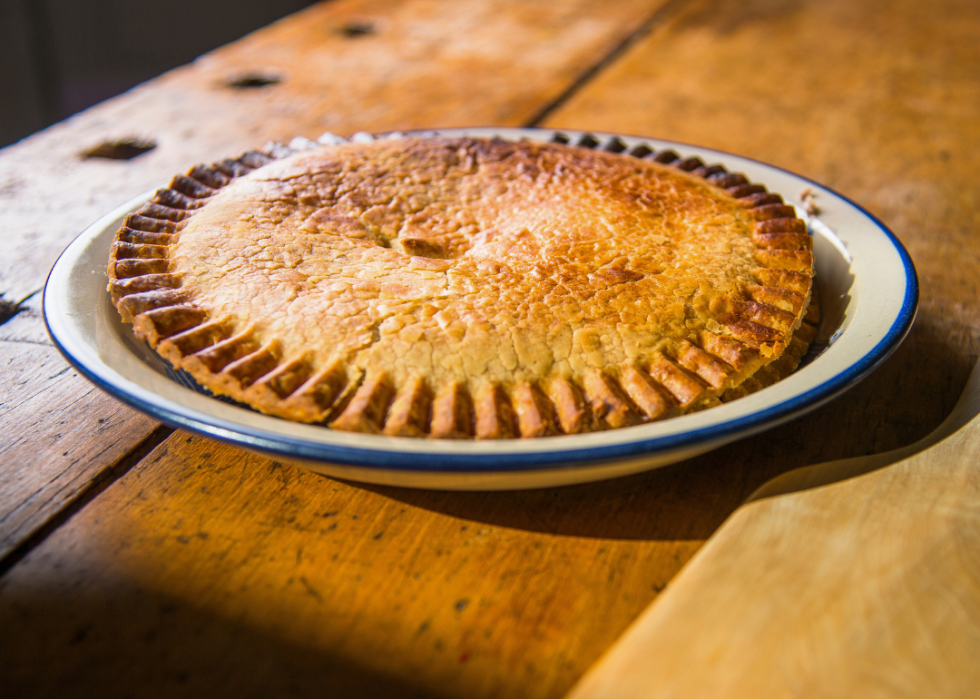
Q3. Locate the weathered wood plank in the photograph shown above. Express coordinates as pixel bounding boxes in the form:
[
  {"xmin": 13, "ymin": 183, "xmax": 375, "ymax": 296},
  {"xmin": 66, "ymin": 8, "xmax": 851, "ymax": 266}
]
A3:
[
  {"xmin": 571, "ymin": 362, "xmax": 980, "ymax": 698},
  {"xmin": 0, "ymin": 342, "xmax": 163, "ymax": 561},
  {"xmin": 0, "ymin": 434, "xmax": 707, "ymax": 698},
  {"xmin": 0, "ymin": 0, "xmax": 668, "ymax": 561},
  {"xmin": 548, "ymin": 0, "xmax": 980, "ymax": 691}
]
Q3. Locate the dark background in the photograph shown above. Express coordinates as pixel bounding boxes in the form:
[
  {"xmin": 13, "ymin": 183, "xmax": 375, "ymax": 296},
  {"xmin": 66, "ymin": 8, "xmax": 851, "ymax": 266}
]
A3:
[{"xmin": 0, "ymin": 0, "xmax": 318, "ymax": 149}]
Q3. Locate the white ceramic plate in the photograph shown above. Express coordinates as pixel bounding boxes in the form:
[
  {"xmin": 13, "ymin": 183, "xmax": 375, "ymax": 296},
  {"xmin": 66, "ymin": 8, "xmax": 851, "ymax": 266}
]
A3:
[{"xmin": 44, "ymin": 127, "xmax": 917, "ymax": 490}]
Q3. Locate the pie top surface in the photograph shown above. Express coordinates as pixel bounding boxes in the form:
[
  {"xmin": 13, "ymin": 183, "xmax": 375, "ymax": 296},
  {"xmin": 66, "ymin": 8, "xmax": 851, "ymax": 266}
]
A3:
[{"xmin": 107, "ymin": 135, "xmax": 815, "ymax": 439}]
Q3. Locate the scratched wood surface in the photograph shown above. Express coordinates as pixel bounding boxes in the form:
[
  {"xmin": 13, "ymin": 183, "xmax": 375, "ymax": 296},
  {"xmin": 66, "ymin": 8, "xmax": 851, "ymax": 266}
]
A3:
[
  {"xmin": 2, "ymin": 0, "xmax": 979, "ymax": 697},
  {"xmin": 0, "ymin": 0, "xmax": 666, "ymax": 562},
  {"xmin": 570, "ymin": 362, "xmax": 980, "ymax": 698}
]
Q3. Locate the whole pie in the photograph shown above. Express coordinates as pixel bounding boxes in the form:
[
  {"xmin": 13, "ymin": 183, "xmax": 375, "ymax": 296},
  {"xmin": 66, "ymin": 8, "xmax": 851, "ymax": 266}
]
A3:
[{"xmin": 107, "ymin": 133, "xmax": 817, "ymax": 438}]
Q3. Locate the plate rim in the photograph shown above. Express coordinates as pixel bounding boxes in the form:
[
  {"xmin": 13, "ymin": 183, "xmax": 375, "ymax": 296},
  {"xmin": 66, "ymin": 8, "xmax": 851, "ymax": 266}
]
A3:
[{"xmin": 43, "ymin": 126, "xmax": 918, "ymax": 477}]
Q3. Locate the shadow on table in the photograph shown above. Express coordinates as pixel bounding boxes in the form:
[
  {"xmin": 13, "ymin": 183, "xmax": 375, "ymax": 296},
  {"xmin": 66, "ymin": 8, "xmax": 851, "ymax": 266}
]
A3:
[
  {"xmin": 0, "ymin": 584, "xmax": 437, "ymax": 699},
  {"xmin": 364, "ymin": 321, "xmax": 964, "ymax": 542},
  {"xmin": 359, "ymin": 452, "xmax": 738, "ymax": 542}
]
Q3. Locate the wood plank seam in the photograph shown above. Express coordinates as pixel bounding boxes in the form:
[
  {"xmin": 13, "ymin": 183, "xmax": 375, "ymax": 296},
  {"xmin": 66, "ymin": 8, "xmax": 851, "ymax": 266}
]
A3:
[
  {"xmin": 0, "ymin": 424, "xmax": 173, "ymax": 576},
  {"xmin": 0, "ymin": 337, "xmax": 50, "ymax": 348},
  {"xmin": 527, "ymin": 0, "xmax": 691, "ymax": 127}
]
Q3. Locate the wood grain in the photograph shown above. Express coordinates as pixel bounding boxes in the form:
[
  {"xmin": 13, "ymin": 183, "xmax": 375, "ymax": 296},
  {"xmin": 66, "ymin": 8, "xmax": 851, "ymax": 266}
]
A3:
[
  {"xmin": 569, "ymin": 363, "xmax": 980, "ymax": 699},
  {"xmin": 0, "ymin": 433, "xmax": 706, "ymax": 699},
  {"xmin": 0, "ymin": 0, "xmax": 667, "ymax": 562},
  {"xmin": 552, "ymin": 1, "xmax": 980, "ymax": 693},
  {"xmin": 0, "ymin": 341, "xmax": 162, "ymax": 561}
]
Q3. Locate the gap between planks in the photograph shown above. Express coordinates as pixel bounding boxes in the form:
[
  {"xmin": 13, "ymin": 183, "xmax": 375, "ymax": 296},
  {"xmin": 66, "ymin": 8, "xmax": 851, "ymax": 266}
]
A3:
[
  {"xmin": 527, "ymin": 0, "xmax": 691, "ymax": 127},
  {"xmin": 0, "ymin": 425, "xmax": 174, "ymax": 576}
]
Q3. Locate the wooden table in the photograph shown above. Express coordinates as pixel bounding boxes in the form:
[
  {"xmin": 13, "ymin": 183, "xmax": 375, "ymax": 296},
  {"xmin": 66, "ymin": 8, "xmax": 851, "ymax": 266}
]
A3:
[{"xmin": 1, "ymin": 0, "xmax": 977, "ymax": 696}]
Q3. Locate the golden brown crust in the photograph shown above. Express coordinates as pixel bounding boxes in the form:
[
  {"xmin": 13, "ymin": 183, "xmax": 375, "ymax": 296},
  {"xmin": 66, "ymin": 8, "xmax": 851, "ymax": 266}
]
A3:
[{"xmin": 107, "ymin": 135, "xmax": 816, "ymax": 438}]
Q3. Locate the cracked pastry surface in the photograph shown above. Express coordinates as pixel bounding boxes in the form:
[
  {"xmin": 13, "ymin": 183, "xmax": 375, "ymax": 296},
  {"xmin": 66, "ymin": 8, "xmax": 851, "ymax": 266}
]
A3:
[{"xmin": 107, "ymin": 136, "xmax": 815, "ymax": 438}]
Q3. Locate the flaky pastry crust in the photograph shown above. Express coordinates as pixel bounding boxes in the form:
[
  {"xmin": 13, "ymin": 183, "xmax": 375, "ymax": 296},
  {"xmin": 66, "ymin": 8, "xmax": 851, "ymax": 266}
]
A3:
[{"xmin": 108, "ymin": 134, "xmax": 816, "ymax": 438}]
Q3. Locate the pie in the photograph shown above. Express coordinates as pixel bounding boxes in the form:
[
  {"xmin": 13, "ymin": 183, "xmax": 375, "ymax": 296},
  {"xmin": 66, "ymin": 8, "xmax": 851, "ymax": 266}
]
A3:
[{"xmin": 107, "ymin": 133, "xmax": 817, "ymax": 439}]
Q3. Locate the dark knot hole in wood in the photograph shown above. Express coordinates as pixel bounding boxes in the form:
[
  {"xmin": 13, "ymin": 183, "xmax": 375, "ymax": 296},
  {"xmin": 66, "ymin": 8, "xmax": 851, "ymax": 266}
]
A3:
[
  {"xmin": 340, "ymin": 20, "xmax": 376, "ymax": 37},
  {"xmin": 0, "ymin": 295, "xmax": 25, "ymax": 326},
  {"xmin": 82, "ymin": 138, "xmax": 157, "ymax": 161},
  {"xmin": 226, "ymin": 73, "xmax": 282, "ymax": 89}
]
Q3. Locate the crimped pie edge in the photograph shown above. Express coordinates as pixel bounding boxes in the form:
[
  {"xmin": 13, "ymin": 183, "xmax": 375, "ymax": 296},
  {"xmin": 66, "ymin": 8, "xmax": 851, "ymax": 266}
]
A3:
[{"xmin": 106, "ymin": 131, "xmax": 816, "ymax": 439}]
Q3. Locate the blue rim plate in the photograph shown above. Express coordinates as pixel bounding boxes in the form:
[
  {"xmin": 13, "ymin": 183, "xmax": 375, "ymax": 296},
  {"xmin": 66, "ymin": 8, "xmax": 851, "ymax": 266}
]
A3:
[{"xmin": 43, "ymin": 127, "xmax": 917, "ymax": 490}]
